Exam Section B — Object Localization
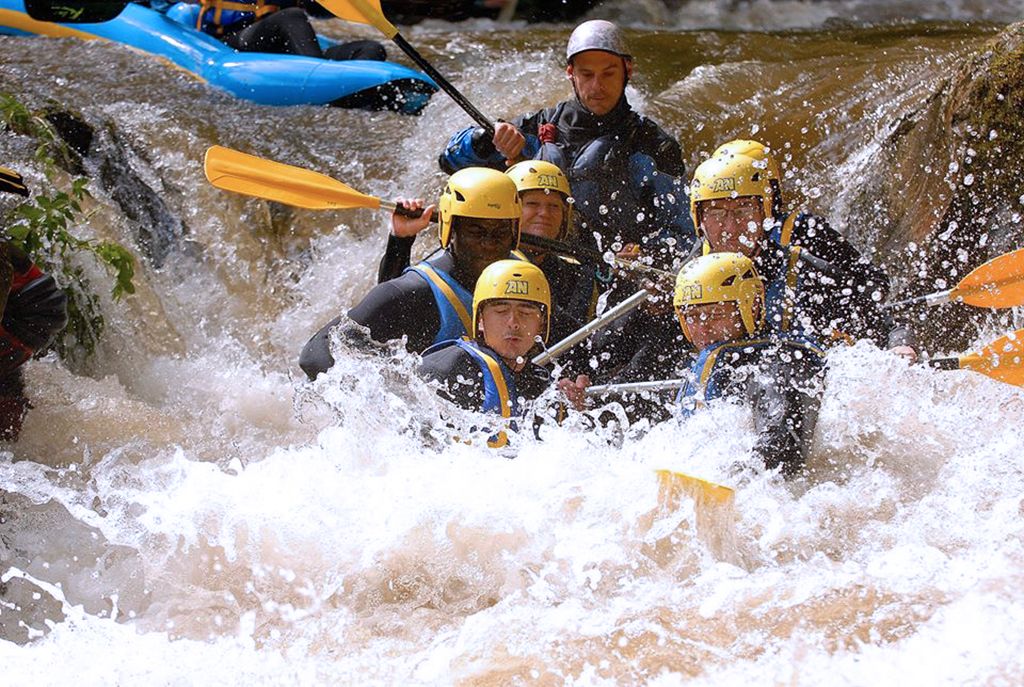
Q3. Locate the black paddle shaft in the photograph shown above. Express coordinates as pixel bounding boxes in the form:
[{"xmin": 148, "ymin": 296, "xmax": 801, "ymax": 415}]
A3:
[{"xmin": 391, "ymin": 34, "xmax": 495, "ymax": 138}]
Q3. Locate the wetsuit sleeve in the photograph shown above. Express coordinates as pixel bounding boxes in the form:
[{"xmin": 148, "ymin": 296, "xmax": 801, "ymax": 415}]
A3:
[
  {"xmin": 0, "ymin": 245, "xmax": 68, "ymax": 375},
  {"xmin": 299, "ymin": 277, "xmax": 441, "ymax": 380},
  {"xmin": 377, "ymin": 234, "xmax": 416, "ymax": 284},
  {"xmin": 437, "ymin": 117, "xmax": 543, "ymax": 174},
  {"xmin": 418, "ymin": 345, "xmax": 485, "ymax": 411},
  {"xmin": 632, "ymin": 121, "xmax": 696, "ymax": 264},
  {"xmin": 791, "ymin": 214, "xmax": 890, "ymax": 301},
  {"xmin": 745, "ymin": 352, "xmax": 825, "ymax": 478}
]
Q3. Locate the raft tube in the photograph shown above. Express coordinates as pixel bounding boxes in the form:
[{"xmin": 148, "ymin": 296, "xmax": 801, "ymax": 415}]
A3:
[{"xmin": 0, "ymin": 0, "xmax": 437, "ymax": 113}]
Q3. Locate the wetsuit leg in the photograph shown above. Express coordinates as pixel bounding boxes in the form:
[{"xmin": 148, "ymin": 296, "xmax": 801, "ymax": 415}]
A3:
[
  {"xmin": 323, "ymin": 40, "xmax": 387, "ymax": 62},
  {"xmin": 224, "ymin": 8, "xmax": 323, "ymax": 57}
]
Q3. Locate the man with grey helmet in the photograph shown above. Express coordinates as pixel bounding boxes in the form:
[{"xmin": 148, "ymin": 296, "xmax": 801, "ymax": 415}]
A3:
[{"xmin": 438, "ymin": 19, "xmax": 696, "ymax": 277}]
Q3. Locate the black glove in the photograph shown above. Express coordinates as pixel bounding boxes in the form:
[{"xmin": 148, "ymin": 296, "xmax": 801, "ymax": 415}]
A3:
[{"xmin": 469, "ymin": 126, "xmax": 497, "ymax": 158}]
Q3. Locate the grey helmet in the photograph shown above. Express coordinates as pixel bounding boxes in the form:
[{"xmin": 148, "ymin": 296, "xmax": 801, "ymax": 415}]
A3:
[{"xmin": 565, "ymin": 20, "xmax": 632, "ymax": 64}]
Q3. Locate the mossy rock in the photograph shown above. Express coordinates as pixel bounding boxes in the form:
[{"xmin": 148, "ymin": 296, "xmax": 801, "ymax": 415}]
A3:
[{"xmin": 847, "ymin": 21, "xmax": 1024, "ymax": 348}]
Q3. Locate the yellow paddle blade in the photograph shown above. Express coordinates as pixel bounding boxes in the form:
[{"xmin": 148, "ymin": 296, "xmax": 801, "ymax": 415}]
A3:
[
  {"xmin": 317, "ymin": 0, "xmax": 398, "ymax": 39},
  {"xmin": 951, "ymin": 247, "xmax": 1024, "ymax": 308},
  {"xmin": 655, "ymin": 469, "xmax": 734, "ymax": 509},
  {"xmin": 203, "ymin": 146, "xmax": 382, "ymax": 212},
  {"xmin": 0, "ymin": 165, "xmax": 29, "ymax": 197},
  {"xmin": 654, "ymin": 469, "xmax": 737, "ymax": 562},
  {"xmin": 959, "ymin": 329, "xmax": 1024, "ymax": 387}
]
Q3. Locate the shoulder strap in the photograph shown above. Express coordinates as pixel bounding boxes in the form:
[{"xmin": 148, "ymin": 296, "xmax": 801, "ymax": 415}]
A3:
[
  {"xmin": 459, "ymin": 342, "xmax": 514, "ymax": 449},
  {"xmin": 410, "ymin": 263, "xmax": 473, "ymax": 335}
]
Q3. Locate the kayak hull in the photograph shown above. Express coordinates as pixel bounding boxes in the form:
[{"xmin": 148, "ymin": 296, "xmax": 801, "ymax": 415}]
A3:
[{"xmin": 0, "ymin": 0, "xmax": 437, "ymax": 113}]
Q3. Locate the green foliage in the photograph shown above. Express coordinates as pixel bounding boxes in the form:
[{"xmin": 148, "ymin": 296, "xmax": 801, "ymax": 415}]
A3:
[{"xmin": 1, "ymin": 92, "xmax": 139, "ymax": 362}]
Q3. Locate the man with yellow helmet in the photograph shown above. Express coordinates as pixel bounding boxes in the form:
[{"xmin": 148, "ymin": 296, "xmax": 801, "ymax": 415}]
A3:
[
  {"xmin": 299, "ymin": 167, "xmax": 521, "ymax": 379},
  {"xmin": 418, "ymin": 260, "xmax": 589, "ymax": 445},
  {"xmin": 689, "ymin": 139, "xmax": 916, "ymax": 358},
  {"xmin": 419, "ymin": 260, "xmax": 550, "ymax": 424},
  {"xmin": 673, "ymin": 252, "xmax": 826, "ymax": 477},
  {"xmin": 375, "ymin": 160, "xmax": 598, "ymax": 348}
]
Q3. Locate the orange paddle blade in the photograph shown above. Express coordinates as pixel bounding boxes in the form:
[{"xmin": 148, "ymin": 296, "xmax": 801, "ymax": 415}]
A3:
[
  {"xmin": 951, "ymin": 247, "xmax": 1024, "ymax": 308},
  {"xmin": 203, "ymin": 146, "xmax": 382, "ymax": 212},
  {"xmin": 316, "ymin": 0, "xmax": 397, "ymax": 39},
  {"xmin": 959, "ymin": 328, "xmax": 1024, "ymax": 387}
]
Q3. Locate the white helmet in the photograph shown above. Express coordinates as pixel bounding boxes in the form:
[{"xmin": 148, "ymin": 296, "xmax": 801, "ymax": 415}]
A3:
[{"xmin": 566, "ymin": 20, "xmax": 631, "ymax": 64}]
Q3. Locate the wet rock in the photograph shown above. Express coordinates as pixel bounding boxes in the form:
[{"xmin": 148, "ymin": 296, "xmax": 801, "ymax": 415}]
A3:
[
  {"xmin": 0, "ymin": 574, "xmax": 65, "ymax": 645},
  {"xmin": 92, "ymin": 124, "xmax": 186, "ymax": 269},
  {"xmin": 847, "ymin": 22, "xmax": 1024, "ymax": 348}
]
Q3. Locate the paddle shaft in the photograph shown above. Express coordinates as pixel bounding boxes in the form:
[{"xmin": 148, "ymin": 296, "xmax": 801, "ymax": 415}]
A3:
[
  {"xmin": 587, "ymin": 379, "xmax": 684, "ymax": 396},
  {"xmin": 533, "ymin": 289, "xmax": 650, "ymax": 366},
  {"xmin": 390, "ymin": 35, "xmax": 495, "ymax": 137},
  {"xmin": 887, "ymin": 289, "xmax": 952, "ymax": 309}
]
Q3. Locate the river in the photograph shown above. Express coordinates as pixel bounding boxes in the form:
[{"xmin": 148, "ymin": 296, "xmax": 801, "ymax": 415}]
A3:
[{"xmin": 1, "ymin": 1, "xmax": 1023, "ymax": 684}]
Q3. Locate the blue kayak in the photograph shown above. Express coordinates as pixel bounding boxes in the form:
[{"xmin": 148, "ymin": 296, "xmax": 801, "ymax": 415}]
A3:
[{"xmin": 0, "ymin": 0, "xmax": 437, "ymax": 113}]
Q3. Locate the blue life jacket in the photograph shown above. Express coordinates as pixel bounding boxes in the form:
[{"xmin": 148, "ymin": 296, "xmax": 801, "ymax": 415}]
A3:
[
  {"xmin": 404, "ymin": 261, "xmax": 474, "ymax": 346},
  {"xmin": 676, "ymin": 336, "xmax": 824, "ymax": 418},
  {"xmin": 425, "ymin": 338, "xmax": 520, "ymax": 448}
]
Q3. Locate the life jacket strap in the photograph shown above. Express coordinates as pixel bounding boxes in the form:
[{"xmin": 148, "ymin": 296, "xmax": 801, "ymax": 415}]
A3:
[{"xmin": 414, "ymin": 263, "xmax": 473, "ymax": 336}]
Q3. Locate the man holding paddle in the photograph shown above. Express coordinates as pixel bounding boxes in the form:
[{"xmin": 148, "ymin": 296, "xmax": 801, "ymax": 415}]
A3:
[
  {"xmin": 376, "ymin": 160, "xmax": 599, "ymax": 346},
  {"xmin": 437, "ymin": 19, "xmax": 696, "ymax": 275},
  {"xmin": 299, "ymin": 167, "xmax": 521, "ymax": 379}
]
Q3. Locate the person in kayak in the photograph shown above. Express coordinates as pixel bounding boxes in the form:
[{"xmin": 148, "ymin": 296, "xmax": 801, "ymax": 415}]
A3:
[
  {"xmin": 418, "ymin": 259, "xmax": 589, "ymax": 447},
  {"xmin": 377, "ymin": 160, "xmax": 599, "ymax": 347},
  {"xmin": 194, "ymin": 0, "xmax": 386, "ymax": 61},
  {"xmin": 672, "ymin": 252, "xmax": 826, "ymax": 477},
  {"xmin": 437, "ymin": 19, "xmax": 696, "ymax": 276},
  {"xmin": 0, "ymin": 168, "xmax": 69, "ymax": 441},
  {"xmin": 299, "ymin": 167, "xmax": 521, "ymax": 380},
  {"xmin": 688, "ymin": 139, "xmax": 917, "ymax": 357}
]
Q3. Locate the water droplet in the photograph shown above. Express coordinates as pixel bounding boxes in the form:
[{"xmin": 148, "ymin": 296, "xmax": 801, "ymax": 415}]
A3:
[
  {"xmin": 964, "ymin": 173, "xmax": 975, "ymax": 186},
  {"xmin": 598, "ymin": 205, "xmax": 609, "ymax": 215}
]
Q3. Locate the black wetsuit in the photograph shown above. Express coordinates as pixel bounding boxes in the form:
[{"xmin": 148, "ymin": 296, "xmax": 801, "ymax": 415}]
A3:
[
  {"xmin": 204, "ymin": 2, "xmax": 386, "ymax": 61},
  {"xmin": 438, "ymin": 97, "xmax": 696, "ymax": 272},
  {"xmin": 676, "ymin": 338, "xmax": 827, "ymax": 478},
  {"xmin": 757, "ymin": 212, "xmax": 914, "ymax": 349},
  {"xmin": 375, "ymin": 233, "xmax": 597, "ymax": 353},
  {"xmin": 418, "ymin": 341, "xmax": 551, "ymax": 413},
  {"xmin": 300, "ymin": 251, "xmax": 471, "ymax": 380}
]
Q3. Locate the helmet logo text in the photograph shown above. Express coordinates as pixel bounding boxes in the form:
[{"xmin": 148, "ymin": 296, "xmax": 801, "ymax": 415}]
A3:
[
  {"xmin": 504, "ymin": 280, "xmax": 529, "ymax": 295},
  {"xmin": 678, "ymin": 284, "xmax": 703, "ymax": 301},
  {"xmin": 709, "ymin": 177, "xmax": 736, "ymax": 193}
]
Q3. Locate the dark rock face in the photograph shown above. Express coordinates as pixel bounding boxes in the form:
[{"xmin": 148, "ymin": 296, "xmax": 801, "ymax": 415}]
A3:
[{"xmin": 848, "ymin": 23, "xmax": 1024, "ymax": 348}]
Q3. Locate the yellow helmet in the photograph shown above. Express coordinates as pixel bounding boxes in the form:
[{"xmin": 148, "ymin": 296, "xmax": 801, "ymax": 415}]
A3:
[
  {"xmin": 689, "ymin": 140, "xmax": 781, "ymax": 235},
  {"xmin": 438, "ymin": 167, "xmax": 522, "ymax": 249},
  {"xmin": 673, "ymin": 252, "xmax": 765, "ymax": 344},
  {"xmin": 505, "ymin": 160, "xmax": 573, "ymax": 240},
  {"xmin": 711, "ymin": 140, "xmax": 782, "ymax": 182},
  {"xmin": 473, "ymin": 259, "xmax": 552, "ymax": 344}
]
